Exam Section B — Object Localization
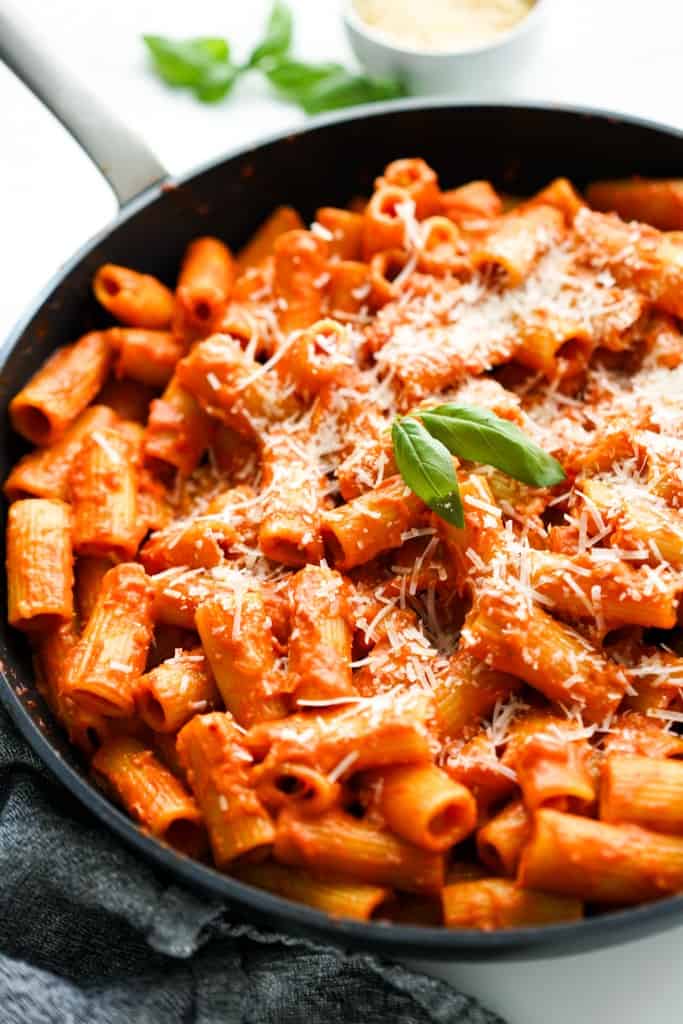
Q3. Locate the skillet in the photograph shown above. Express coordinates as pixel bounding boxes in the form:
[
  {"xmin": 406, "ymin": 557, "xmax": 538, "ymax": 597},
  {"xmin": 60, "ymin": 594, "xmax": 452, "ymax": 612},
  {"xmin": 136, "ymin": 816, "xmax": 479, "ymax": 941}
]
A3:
[{"xmin": 2, "ymin": 7, "xmax": 683, "ymax": 960}]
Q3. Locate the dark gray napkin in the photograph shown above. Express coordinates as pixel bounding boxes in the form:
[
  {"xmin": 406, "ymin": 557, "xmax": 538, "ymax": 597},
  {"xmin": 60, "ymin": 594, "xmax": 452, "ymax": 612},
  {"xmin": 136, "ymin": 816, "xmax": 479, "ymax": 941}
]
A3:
[{"xmin": 0, "ymin": 707, "xmax": 504, "ymax": 1024}]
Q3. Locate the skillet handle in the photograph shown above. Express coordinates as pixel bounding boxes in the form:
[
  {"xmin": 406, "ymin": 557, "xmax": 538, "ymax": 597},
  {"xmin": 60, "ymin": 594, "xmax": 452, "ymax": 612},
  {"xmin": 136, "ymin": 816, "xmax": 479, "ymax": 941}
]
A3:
[{"xmin": 0, "ymin": 4, "xmax": 168, "ymax": 207}]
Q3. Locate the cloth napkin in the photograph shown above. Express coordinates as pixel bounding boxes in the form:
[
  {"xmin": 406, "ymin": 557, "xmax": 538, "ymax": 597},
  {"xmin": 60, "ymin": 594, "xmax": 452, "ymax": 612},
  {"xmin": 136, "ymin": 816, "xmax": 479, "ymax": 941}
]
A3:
[{"xmin": 0, "ymin": 707, "xmax": 503, "ymax": 1024}]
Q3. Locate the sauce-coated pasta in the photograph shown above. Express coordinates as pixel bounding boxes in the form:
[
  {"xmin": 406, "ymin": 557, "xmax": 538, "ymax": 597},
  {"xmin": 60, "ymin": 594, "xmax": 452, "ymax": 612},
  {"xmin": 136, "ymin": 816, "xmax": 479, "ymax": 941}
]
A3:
[{"xmin": 7, "ymin": 163, "xmax": 683, "ymax": 929}]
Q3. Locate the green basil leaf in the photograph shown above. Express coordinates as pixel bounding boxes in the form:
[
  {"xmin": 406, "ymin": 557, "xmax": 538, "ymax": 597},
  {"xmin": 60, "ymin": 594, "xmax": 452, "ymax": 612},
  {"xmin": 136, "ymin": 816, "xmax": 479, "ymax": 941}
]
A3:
[
  {"xmin": 297, "ymin": 70, "xmax": 405, "ymax": 114},
  {"xmin": 248, "ymin": 1, "xmax": 293, "ymax": 68},
  {"xmin": 265, "ymin": 58, "xmax": 345, "ymax": 97},
  {"xmin": 419, "ymin": 404, "xmax": 566, "ymax": 488},
  {"xmin": 194, "ymin": 61, "xmax": 241, "ymax": 102},
  {"xmin": 265, "ymin": 59, "xmax": 404, "ymax": 112},
  {"xmin": 392, "ymin": 418, "xmax": 464, "ymax": 528},
  {"xmin": 191, "ymin": 37, "xmax": 230, "ymax": 62},
  {"xmin": 143, "ymin": 35, "xmax": 230, "ymax": 87}
]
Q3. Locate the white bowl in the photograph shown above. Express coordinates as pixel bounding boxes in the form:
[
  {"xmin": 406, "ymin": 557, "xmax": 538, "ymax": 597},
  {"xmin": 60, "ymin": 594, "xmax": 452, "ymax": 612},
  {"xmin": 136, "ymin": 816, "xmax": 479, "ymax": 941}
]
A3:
[{"xmin": 343, "ymin": 0, "xmax": 550, "ymax": 96}]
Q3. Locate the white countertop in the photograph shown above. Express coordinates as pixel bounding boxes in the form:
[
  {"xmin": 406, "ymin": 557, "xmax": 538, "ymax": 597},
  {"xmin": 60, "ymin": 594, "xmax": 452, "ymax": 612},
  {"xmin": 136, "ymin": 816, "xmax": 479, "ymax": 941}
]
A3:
[{"xmin": 2, "ymin": 1, "xmax": 683, "ymax": 1020}]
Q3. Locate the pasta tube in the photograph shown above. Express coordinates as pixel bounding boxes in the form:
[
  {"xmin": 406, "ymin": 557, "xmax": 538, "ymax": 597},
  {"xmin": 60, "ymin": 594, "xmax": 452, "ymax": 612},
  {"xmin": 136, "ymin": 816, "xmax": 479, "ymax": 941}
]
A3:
[
  {"xmin": 433, "ymin": 652, "xmax": 520, "ymax": 740},
  {"xmin": 287, "ymin": 565, "xmax": 354, "ymax": 701},
  {"xmin": 9, "ymin": 331, "xmax": 112, "ymax": 445},
  {"xmin": 442, "ymin": 878, "xmax": 582, "ymax": 930},
  {"xmin": 93, "ymin": 264, "xmax": 175, "ymax": 328},
  {"xmin": 315, "ymin": 207, "xmax": 364, "ymax": 259},
  {"xmin": 258, "ymin": 428, "xmax": 326, "ymax": 566},
  {"xmin": 4, "ymin": 405, "xmax": 117, "ymax": 503},
  {"xmin": 573, "ymin": 208, "xmax": 683, "ymax": 318},
  {"xmin": 151, "ymin": 566, "xmax": 242, "ymax": 629},
  {"xmin": 463, "ymin": 596, "xmax": 628, "ymax": 723},
  {"xmin": 362, "ymin": 185, "xmax": 413, "ymax": 258},
  {"xmin": 92, "ymin": 736, "xmax": 207, "ymax": 857},
  {"xmin": 195, "ymin": 587, "xmax": 287, "ymax": 727},
  {"xmin": 176, "ymin": 236, "xmax": 235, "ymax": 332},
  {"xmin": 519, "ymin": 808, "xmax": 683, "ymax": 904},
  {"xmin": 69, "ymin": 428, "xmax": 141, "ymax": 562},
  {"xmin": 137, "ymin": 648, "xmax": 220, "ymax": 733},
  {"xmin": 36, "ymin": 619, "xmax": 108, "ymax": 755},
  {"xmin": 368, "ymin": 249, "xmax": 414, "ymax": 308},
  {"xmin": 418, "ymin": 217, "xmax": 468, "ymax": 277},
  {"xmin": 586, "ymin": 177, "xmax": 683, "ymax": 231},
  {"xmin": 580, "ymin": 478, "xmax": 683, "ymax": 568},
  {"xmin": 247, "ymin": 688, "xmax": 434, "ymax": 776},
  {"xmin": 7, "ymin": 499, "xmax": 73, "ymax": 631},
  {"xmin": 441, "ymin": 180, "xmax": 502, "ymax": 225},
  {"xmin": 321, "ymin": 475, "xmax": 426, "ymax": 570},
  {"xmin": 144, "ymin": 375, "xmax": 212, "ymax": 477},
  {"xmin": 275, "ymin": 809, "xmax": 444, "ymax": 893},
  {"xmin": 601, "ymin": 754, "xmax": 683, "ymax": 835},
  {"xmin": 526, "ymin": 177, "xmax": 584, "ymax": 224},
  {"xmin": 503, "ymin": 713, "xmax": 596, "ymax": 813},
  {"xmin": 281, "ymin": 319, "xmax": 355, "ymax": 397},
  {"xmin": 251, "ymin": 760, "xmax": 340, "ymax": 816},
  {"xmin": 471, "ymin": 205, "xmax": 565, "ymax": 285},
  {"xmin": 477, "ymin": 800, "xmax": 530, "ymax": 876},
  {"xmin": 236, "ymin": 206, "xmax": 304, "ymax": 270},
  {"xmin": 375, "ymin": 158, "xmax": 440, "ymax": 219},
  {"xmin": 177, "ymin": 712, "xmax": 275, "ymax": 867},
  {"xmin": 273, "ymin": 229, "xmax": 328, "ymax": 333},
  {"xmin": 177, "ymin": 334, "xmax": 299, "ymax": 438},
  {"xmin": 235, "ymin": 862, "xmax": 391, "ymax": 920},
  {"xmin": 62, "ymin": 562, "xmax": 154, "ymax": 718},
  {"xmin": 377, "ymin": 763, "xmax": 477, "ymax": 852},
  {"xmin": 74, "ymin": 556, "xmax": 111, "ymax": 625},
  {"xmin": 327, "ymin": 260, "xmax": 371, "ymax": 316},
  {"xmin": 528, "ymin": 549, "xmax": 681, "ymax": 629},
  {"xmin": 108, "ymin": 328, "xmax": 186, "ymax": 388},
  {"xmin": 140, "ymin": 519, "xmax": 232, "ymax": 574}
]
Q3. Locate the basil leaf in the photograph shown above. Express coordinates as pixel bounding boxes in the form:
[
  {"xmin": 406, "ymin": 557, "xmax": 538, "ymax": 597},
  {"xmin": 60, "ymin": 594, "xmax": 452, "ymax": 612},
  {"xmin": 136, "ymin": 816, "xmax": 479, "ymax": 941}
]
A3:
[
  {"xmin": 194, "ymin": 61, "xmax": 241, "ymax": 102},
  {"xmin": 144, "ymin": 10, "xmax": 409, "ymax": 113},
  {"xmin": 248, "ymin": 1, "xmax": 293, "ymax": 68},
  {"xmin": 392, "ymin": 418, "xmax": 464, "ymax": 528},
  {"xmin": 265, "ymin": 58, "xmax": 345, "ymax": 97},
  {"xmin": 143, "ymin": 36, "xmax": 230, "ymax": 87},
  {"xmin": 419, "ymin": 404, "xmax": 566, "ymax": 488},
  {"xmin": 298, "ymin": 69, "xmax": 405, "ymax": 113}
]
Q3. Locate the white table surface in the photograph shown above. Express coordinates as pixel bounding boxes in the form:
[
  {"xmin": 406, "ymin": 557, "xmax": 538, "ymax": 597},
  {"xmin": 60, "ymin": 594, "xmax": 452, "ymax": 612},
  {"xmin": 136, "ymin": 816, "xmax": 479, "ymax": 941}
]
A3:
[{"xmin": 2, "ymin": 1, "xmax": 683, "ymax": 1020}]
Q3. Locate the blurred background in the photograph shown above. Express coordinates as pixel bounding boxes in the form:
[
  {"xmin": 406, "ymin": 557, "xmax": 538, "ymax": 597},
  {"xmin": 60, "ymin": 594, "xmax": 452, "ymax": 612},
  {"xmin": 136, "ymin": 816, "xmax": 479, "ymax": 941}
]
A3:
[{"xmin": 1, "ymin": 2, "xmax": 682, "ymax": 1022}]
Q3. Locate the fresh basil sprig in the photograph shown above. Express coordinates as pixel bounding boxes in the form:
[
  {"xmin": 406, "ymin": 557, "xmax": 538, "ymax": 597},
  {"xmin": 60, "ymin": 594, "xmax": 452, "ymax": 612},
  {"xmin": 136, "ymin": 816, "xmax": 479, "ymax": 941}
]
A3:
[
  {"xmin": 392, "ymin": 405, "xmax": 566, "ymax": 528},
  {"xmin": 143, "ymin": 2, "xmax": 405, "ymax": 113},
  {"xmin": 392, "ymin": 418, "xmax": 465, "ymax": 528}
]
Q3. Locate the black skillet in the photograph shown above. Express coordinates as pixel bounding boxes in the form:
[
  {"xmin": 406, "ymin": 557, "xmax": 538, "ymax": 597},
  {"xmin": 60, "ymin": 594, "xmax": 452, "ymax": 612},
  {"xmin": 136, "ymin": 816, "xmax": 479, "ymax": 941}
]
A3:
[{"xmin": 2, "ymin": 8, "xmax": 683, "ymax": 961}]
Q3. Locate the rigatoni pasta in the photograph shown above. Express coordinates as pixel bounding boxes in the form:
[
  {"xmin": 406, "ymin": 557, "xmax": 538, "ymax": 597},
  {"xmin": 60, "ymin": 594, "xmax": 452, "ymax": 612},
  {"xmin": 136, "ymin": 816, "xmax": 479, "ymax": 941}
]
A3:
[
  {"xmin": 195, "ymin": 586, "xmax": 288, "ymax": 727},
  {"xmin": 7, "ymin": 499, "xmax": 73, "ymax": 631},
  {"xmin": 137, "ymin": 647, "xmax": 219, "ymax": 733},
  {"xmin": 92, "ymin": 736, "xmax": 207, "ymax": 857},
  {"xmin": 69, "ymin": 428, "xmax": 141, "ymax": 562},
  {"xmin": 61, "ymin": 562, "xmax": 153, "ymax": 718},
  {"xmin": 177, "ymin": 712, "xmax": 275, "ymax": 867},
  {"xmin": 9, "ymin": 159, "xmax": 683, "ymax": 930},
  {"xmin": 10, "ymin": 331, "xmax": 112, "ymax": 446}
]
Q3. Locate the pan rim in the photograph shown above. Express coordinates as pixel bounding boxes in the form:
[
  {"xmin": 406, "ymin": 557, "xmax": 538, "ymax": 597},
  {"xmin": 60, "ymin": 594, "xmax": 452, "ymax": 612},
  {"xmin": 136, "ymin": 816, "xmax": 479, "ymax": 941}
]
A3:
[{"xmin": 3, "ymin": 98, "xmax": 683, "ymax": 959}]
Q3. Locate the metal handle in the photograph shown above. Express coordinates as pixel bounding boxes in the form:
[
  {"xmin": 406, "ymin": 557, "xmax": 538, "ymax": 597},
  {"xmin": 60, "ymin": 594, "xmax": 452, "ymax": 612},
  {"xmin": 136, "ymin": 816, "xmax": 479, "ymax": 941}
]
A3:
[{"xmin": 0, "ymin": 3, "xmax": 168, "ymax": 207}]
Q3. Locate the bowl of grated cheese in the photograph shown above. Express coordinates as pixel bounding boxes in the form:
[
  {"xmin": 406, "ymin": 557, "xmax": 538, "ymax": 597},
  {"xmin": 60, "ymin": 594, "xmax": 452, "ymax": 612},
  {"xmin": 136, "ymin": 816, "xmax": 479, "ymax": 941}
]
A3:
[{"xmin": 343, "ymin": 0, "xmax": 549, "ymax": 95}]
